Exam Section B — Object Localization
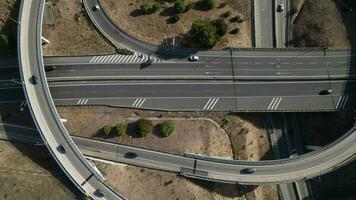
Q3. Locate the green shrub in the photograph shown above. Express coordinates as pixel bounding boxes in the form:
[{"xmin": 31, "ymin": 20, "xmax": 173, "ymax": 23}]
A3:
[
  {"xmin": 174, "ymin": 0, "xmax": 186, "ymax": 13},
  {"xmin": 219, "ymin": 2, "xmax": 227, "ymax": 8},
  {"xmin": 190, "ymin": 19, "xmax": 219, "ymax": 48},
  {"xmin": 220, "ymin": 117, "xmax": 229, "ymax": 128},
  {"xmin": 171, "ymin": 14, "xmax": 181, "ymax": 22},
  {"xmin": 222, "ymin": 10, "xmax": 231, "ymax": 18},
  {"xmin": 186, "ymin": 2, "xmax": 195, "ymax": 11},
  {"xmin": 140, "ymin": 3, "xmax": 151, "ymax": 14},
  {"xmin": 230, "ymin": 27, "xmax": 239, "ymax": 34},
  {"xmin": 159, "ymin": 120, "xmax": 176, "ymax": 136},
  {"xmin": 0, "ymin": 34, "xmax": 9, "ymax": 46},
  {"xmin": 203, "ymin": 0, "xmax": 216, "ymax": 9},
  {"xmin": 113, "ymin": 123, "xmax": 127, "ymax": 136},
  {"xmin": 231, "ymin": 15, "xmax": 244, "ymax": 23},
  {"xmin": 152, "ymin": 3, "xmax": 161, "ymax": 12},
  {"xmin": 214, "ymin": 18, "xmax": 228, "ymax": 36},
  {"xmin": 137, "ymin": 119, "xmax": 153, "ymax": 137},
  {"xmin": 102, "ymin": 125, "xmax": 112, "ymax": 136}
]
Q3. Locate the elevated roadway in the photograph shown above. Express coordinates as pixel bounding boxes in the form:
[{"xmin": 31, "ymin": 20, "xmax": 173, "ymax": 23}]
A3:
[
  {"xmin": 14, "ymin": 0, "xmax": 356, "ymax": 197},
  {"xmin": 18, "ymin": 0, "xmax": 125, "ymax": 199},
  {"xmin": 1, "ymin": 122, "xmax": 356, "ymax": 184}
]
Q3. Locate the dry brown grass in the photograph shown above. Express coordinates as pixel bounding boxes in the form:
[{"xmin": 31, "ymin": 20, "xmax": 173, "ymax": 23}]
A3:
[
  {"xmin": 57, "ymin": 106, "xmax": 233, "ymax": 157},
  {"xmin": 0, "ymin": 141, "xmax": 77, "ymax": 200},
  {"xmin": 95, "ymin": 162, "xmax": 246, "ymax": 200},
  {"xmin": 58, "ymin": 106, "xmax": 277, "ymax": 200},
  {"xmin": 0, "ymin": 0, "xmax": 18, "ymax": 57},
  {"xmin": 292, "ymin": 0, "xmax": 350, "ymax": 48},
  {"xmin": 99, "ymin": 0, "xmax": 252, "ymax": 49},
  {"xmin": 42, "ymin": 0, "xmax": 115, "ymax": 56}
]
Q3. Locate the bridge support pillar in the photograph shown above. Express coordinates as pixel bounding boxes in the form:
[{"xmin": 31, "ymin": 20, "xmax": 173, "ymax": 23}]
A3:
[{"xmin": 41, "ymin": 36, "xmax": 50, "ymax": 45}]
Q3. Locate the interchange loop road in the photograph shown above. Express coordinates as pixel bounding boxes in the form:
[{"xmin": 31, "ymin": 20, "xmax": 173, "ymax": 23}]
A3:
[{"xmin": 15, "ymin": 0, "xmax": 356, "ymax": 199}]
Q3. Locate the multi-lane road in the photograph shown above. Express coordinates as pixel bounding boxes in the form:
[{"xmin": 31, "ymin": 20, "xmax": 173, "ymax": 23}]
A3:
[
  {"xmin": 2, "ymin": 49, "xmax": 356, "ymax": 111},
  {"xmin": 14, "ymin": 0, "xmax": 356, "ymax": 199}
]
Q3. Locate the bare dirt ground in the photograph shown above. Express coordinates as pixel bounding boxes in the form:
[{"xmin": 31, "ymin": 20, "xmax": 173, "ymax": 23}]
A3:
[
  {"xmin": 0, "ymin": 0, "xmax": 17, "ymax": 57},
  {"xmin": 42, "ymin": 0, "xmax": 115, "ymax": 56},
  {"xmin": 0, "ymin": 140, "xmax": 78, "ymax": 200},
  {"xmin": 58, "ymin": 106, "xmax": 233, "ymax": 157},
  {"xmin": 58, "ymin": 106, "xmax": 277, "ymax": 199},
  {"xmin": 99, "ymin": 0, "xmax": 252, "ymax": 49},
  {"xmin": 95, "ymin": 161, "xmax": 246, "ymax": 200},
  {"xmin": 291, "ymin": 0, "xmax": 351, "ymax": 48}
]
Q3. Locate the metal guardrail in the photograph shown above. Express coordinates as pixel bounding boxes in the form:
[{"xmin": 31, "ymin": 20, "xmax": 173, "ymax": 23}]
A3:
[{"xmin": 18, "ymin": 1, "xmax": 126, "ymax": 199}]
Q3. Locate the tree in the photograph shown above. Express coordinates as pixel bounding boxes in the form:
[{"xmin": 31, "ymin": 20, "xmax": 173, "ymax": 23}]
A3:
[
  {"xmin": 174, "ymin": 0, "xmax": 186, "ymax": 14},
  {"xmin": 152, "ymin": 3, "xmax": 161, "ymax": 12},
  {"xmin": 222, "ymin": 10, "xmax": 231, "ymax": 18},
  {"xmin": 136, "ymin": 119, "xmax": 153, "ymax": 137},
  {"xmin": 190, "ymin": 19, "xmax": 219, "ymax": 48},
  {"xmin": 159, "ymin": 120, "xmax": 176, "ymax": 137},
  {"xmin": 102, "ymin": 125, "xmax": 112, "ymax": 136},
  {"xmin": 171, "ymin": 14, "xmax": 181, "ymax": 23},
  {"xmin": 113, "ymin": 123, "xmax": 127, "ymax": 136},
  {"xmin": 214, "ymin": 18, "xmax": 228, "ymax": 36},
  {"xmin": 202, "ymin": 0, "xmax": 216, "ymax": 9},
  {"xmin": 230, "ymin": 27, "xmax": 239, "ymax": 34},
  {"xmin": 140, "ymin": 3, "xmax": 152, "ymax": 14}
]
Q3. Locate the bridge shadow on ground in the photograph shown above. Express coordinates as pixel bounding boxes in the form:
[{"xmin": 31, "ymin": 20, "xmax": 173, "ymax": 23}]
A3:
[
  {"xmin": 0, "ymin": 0, "xmax": 19, "ymax": 57},
  {"xmin": 0, "ymin": 108, "xmax": 83, "ymax": 199}
]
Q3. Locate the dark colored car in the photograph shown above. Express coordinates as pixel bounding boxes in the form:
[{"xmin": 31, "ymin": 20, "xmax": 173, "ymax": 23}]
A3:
[
  {"xmin": 57, "ymin": 144, "xmax": 66, "ymax": 154},
  {"xmin": 94, "ymin": 189, "xmax": 105, "ymax": 197},
  {"xmin": 124, "ymin": 152, "xmax": 138, "ymax": 159},
  {"xmin": 240, "ymin": 168, "xmax": 256, "ymax": 174},
  {"xmin": 45, "ymin": 65, "xmax": 56, "ymax": 72},
  {"xmin": 30, "ymin": 75, "xmax": 38, "ymax": 85},
  {"xmin": 319, "ymin": 89, "xmax": 332, "ymax": 95}
]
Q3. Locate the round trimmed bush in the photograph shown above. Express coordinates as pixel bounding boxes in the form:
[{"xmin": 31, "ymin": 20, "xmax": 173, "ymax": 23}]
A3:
[
  {"xmin": 222, "ymin": 11, "xmax": 231, "ymax": 18},
  {"xmin": 190, "ymin": 19, "xmax": 219, "ymax": 48},
  {"xmin": 174, "ymin": 0, "xmax": 186, "ymax": 14},
  {"xmin": 203, "ymin": 0, "xmax": 216, "ymax": 9},
  {"xmin": 230, "ymin": 27, "xmax": 239, "ymax": 34},
  {"xmin": 214, "ymin": 18, "xmax": 228, "ymax": 36},
  {"xmin": 159, "ymin": 120, "xmax": 176, "ymax": 137},
  {"xmin": 171, "ymin": 14, "xmax": 181, "ymax": 23},
  {"xmin": 152, "ymin": 3, "xmax": 161, "ymax": 12},
  {"xmin": 102, "ymin": 125, "xmax": 112, "ymax": 136},
  {"xmin": 137, "ymin": 119, "xmax": 153, "ymax": 137},
  {"xmin": 140, "ymin": 3, "xmax": 151, "ymax": 14},
  {"xmin": 113, "ymin": 123, "xmax": 127, "ymax": 136}
]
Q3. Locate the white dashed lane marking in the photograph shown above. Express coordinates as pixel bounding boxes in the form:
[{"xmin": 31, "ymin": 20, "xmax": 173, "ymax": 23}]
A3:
[
  {"xmin": 77, "ymin": 99, "xmax": 88, "ymax": 105},
  {"xmin": 132, "ymin": 98, "xmax": 146, "ymax": 107},
  {"xmin": 268, "ymin": 97, "xmax": 283, "ymax": 110},
  {"xmin": 203, "ymin": 98, "xmax": 219, "ymax": 110},
  {"xmin": 336, "ymin": 96, "xmax": 348, "ymax": 109}
]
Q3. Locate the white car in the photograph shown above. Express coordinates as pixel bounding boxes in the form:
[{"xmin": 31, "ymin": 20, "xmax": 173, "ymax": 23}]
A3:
[
  {"xmin": 188, "ymin": 55, "xmax": 199, "ymax": 61},
  {"xmin": 277, "ymin": 4, "xmax": 284, "ymax": 12},
  {"xmin": 94, "ymin": 4, "xmax": 100, "ymax": 11}
]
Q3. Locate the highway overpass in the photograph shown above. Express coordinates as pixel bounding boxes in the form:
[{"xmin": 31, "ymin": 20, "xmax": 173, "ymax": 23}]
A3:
[
  {"xmin": 14, "ymin": 0, "xmax": 356, "ymax": 199},
  {"xmin": 17, "ymin": 0, "xmax": 125, "ymax": 199},
  {"xmin": 0, "ymin": 122, "xmax": 355, "ymax": 185}
]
